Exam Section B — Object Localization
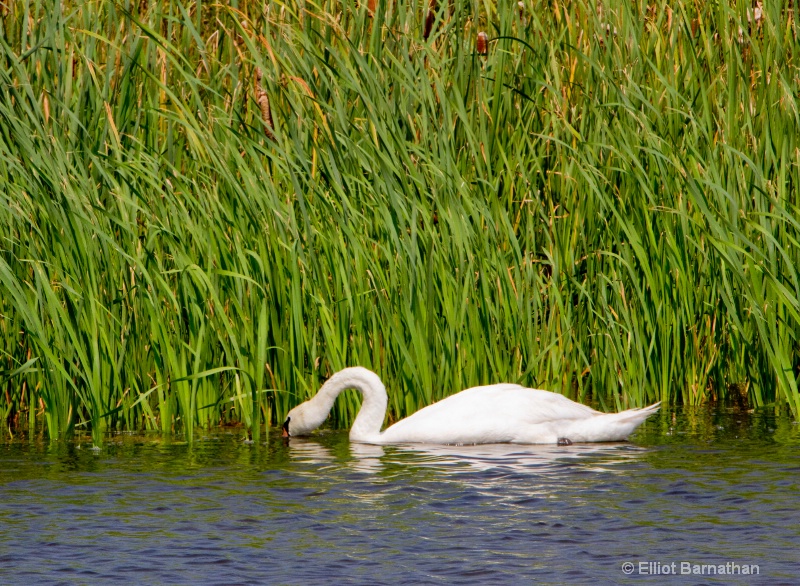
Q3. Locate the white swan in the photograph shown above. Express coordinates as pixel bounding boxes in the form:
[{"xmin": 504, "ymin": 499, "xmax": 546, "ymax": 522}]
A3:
[{"xmin": 282, "ymin": 367, "xmax": 660, "ymax": 445}]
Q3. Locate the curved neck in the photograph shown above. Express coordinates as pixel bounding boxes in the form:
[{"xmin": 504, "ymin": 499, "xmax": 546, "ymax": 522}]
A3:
[{"xmin": 313, "ymin": 367, "xmax": 388, "ymax": 442}]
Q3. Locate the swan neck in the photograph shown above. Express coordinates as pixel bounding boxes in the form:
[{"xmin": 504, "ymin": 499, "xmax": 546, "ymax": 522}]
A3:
[{"xmin": 318, "ymin": 368, "xmax": 387, "ymax": 442}]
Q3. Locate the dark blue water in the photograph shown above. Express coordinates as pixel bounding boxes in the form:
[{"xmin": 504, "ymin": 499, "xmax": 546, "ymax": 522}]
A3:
[{"xmin": 1, "ymin": 407, "xmax": 798, "ymax": 584}]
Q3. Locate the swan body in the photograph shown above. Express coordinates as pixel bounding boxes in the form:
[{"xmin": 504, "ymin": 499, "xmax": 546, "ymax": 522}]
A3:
[{"xmin": 283, "ymin": 367, "xmax": 660, "ymax": 445}]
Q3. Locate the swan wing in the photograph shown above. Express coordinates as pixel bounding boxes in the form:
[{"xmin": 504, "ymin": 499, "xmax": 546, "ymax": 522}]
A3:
[{"xmin": 378, "ymin": 384, "xmax": 601, "ymax": 445}]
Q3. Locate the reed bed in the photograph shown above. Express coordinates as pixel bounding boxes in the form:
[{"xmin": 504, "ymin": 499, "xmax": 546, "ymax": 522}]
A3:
[{"xmin": 1, "ymin": 0, "xmax": 799, "ymax": 443}]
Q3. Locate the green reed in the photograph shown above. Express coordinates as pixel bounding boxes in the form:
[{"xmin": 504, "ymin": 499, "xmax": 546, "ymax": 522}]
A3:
[{"xmin": 1, "ymin": 0, "xmax": 799, "ymax": 443}]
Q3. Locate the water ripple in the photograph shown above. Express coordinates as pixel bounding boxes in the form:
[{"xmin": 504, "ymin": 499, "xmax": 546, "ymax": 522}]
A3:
[{"xmin": 1, "ymin": 409, "xmax": 798, "ymax": 583}]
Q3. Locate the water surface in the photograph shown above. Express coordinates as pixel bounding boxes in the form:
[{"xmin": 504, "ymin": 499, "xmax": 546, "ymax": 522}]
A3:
[{"xmin": 1, "ymin": 408, "xmax": 798, "ymax": 584}]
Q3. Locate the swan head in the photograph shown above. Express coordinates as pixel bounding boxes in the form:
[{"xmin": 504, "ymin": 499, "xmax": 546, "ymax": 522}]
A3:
[{"xmin": 282, "ymin": 400, "xmax": 328, "ymax": 437}]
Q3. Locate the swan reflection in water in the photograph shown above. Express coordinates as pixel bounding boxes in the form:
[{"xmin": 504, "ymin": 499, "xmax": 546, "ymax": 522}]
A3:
[
  {"xmin": 286, "ymin": 434, "xmax": 649, "ymax": 477},
  {"xmin": 284, "ymin": 437, "xmax": 386, "ymax": 474}
]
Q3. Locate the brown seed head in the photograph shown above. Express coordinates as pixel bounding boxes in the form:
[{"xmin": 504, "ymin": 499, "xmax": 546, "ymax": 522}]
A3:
[
  {"xmin": 477, "ymin": 32, "xmax": 488, "ymax": 55},
  {"xmin": 424, "ymin": 0, "xmax": 437, "ymax": 40}
]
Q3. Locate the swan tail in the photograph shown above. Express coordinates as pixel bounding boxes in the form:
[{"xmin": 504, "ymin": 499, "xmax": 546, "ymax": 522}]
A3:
[
  {"xmin": 565, "ymin": 401, "xmax": 661, "ymax": 443},
  {"xmin": 615, "ymin": 401, "xmax": 661, "ymax": 424}
]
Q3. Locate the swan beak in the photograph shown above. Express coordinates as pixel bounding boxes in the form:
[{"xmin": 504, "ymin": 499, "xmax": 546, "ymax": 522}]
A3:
[{"xmin": 282, "ymin": 428, "xmax": 289, "ymax": 438}]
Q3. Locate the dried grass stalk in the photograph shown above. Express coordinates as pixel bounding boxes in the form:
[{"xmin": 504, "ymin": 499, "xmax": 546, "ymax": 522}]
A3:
[{"xmin": 255, "ymin": 67, "xmax": 274, "ymax": 140}]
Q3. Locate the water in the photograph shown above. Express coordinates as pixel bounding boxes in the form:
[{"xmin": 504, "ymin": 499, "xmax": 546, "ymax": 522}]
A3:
[{"xmin": 1, "ymin": 408, "xmax": 798, "ymax": 584}]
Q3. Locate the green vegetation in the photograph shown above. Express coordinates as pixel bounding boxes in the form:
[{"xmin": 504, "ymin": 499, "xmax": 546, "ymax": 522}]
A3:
[{"xmin": 2, "ymin": 0, "xmax": 800, "ymax": 444}]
